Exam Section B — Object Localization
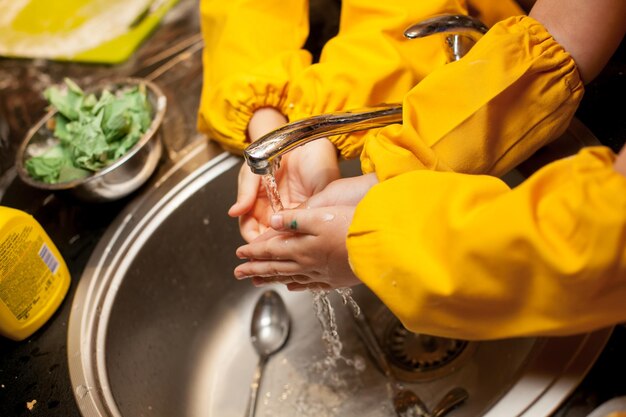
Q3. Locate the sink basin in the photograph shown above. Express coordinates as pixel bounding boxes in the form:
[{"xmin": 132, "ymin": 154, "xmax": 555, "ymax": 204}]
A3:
[{"xmin": 68, "ymin": 121, "xmax": 612, "ymax": 417}]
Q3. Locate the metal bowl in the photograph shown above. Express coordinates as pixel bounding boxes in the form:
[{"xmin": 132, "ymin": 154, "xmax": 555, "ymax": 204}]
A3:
[{"xmin": 15, "ymin": 78, "xmax": 167, "ymax": 202}]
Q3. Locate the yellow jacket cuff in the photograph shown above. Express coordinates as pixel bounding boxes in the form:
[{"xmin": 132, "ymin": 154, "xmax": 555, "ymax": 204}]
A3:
[
  {"xmin": 198, "ymin": 0, "xmax": 523, "ymax": 157},
  {"xmin": 197, "ymin": 0, "xmax": 310, "ymax": 153},
  {"xmin": 198, "ymin": 51, "xmax": 311, "ymax": 154},
  {"xmin": 361, "ymin": 15, "xmax": 584, "ymax": 178},
  {"xmin": 286, "ymin": 0, "xmax": 523, "ymax": 160}
]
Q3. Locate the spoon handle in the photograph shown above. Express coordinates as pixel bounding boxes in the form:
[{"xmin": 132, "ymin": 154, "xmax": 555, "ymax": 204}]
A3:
[
  {"xmin": 432, "ymin": 387, "xmax": 469, "ymax": 417},
  {"xmin": 246, "ymin": 355, "xmax": 269, "ymax": 417}
]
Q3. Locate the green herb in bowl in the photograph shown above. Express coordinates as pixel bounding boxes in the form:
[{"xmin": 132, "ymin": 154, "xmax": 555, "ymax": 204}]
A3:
[{"xmin": 25, "ymin": 78, "xmax": 152, "ymax": 184}]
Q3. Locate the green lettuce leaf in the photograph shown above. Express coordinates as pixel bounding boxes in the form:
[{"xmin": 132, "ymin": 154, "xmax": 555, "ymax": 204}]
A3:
[{"xmin": 26, "ymin": 79, "xmax": 153, "ymax": 184}]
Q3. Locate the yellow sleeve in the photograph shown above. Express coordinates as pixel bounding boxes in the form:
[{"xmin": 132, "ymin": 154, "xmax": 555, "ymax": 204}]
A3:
[
  {"xmin": 347, "ymin": 147, "xmax": 626, "ymax": 340},
  {"xmin": 197, "ymin": 0, "xmax": 312, "ymax": 154},
  {"xmin": 360, "ymin": 15, "xmax": 584, "ymax": 178},
  {"xmin": 284, "ymin": 0, "xmax": 523, "ymax": 160}
]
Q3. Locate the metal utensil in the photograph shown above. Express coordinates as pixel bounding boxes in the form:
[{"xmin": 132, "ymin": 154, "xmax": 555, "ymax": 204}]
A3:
[
  {"xmin": 15, "ymin": 78, "xmax": 166, "ymax": 202},
  {"xmin": 246, "ymin": 290, "xmax": 291, "ymax": 417},
  {"xmin": 432, "ymin": 387, "xmax": 469, "ymax": 417},
  {"xmin": 351, "ymin": 311, "xmax": 430, "ymax": 417},
  {"xmin": 351, "ymin": 310, "xmax": 469, "ymax": 417}
]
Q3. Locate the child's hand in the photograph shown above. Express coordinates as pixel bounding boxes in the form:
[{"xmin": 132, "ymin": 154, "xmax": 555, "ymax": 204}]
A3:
[
  {"xmin": 229, "ymin": 109, "xmax": 340, "ymax": 242},
  {"xmin": 234, "ymin": 205, "xmax": 361, "ymax": 290}
]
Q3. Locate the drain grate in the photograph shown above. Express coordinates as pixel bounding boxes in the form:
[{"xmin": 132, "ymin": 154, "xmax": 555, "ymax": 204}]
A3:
[
  {"xmin": 384, "ymin": 321, "xmax": 467, "ymax": 372},
  {"xmin": 369, "ymin": 311, "xmax": 477, "ymax": 382}
]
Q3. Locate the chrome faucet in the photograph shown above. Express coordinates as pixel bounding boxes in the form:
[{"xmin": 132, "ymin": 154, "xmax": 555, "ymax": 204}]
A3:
[
  {"xmin": 243, "ymin": 14, "xmax": 488, "ymax": 175},
  {"xmin": 404, "ymin": 14, "xmax": 487, "ymax": 62},
  {"xmin": 244, "ymin": 104, "xmax": 403, "ymax": 175}
]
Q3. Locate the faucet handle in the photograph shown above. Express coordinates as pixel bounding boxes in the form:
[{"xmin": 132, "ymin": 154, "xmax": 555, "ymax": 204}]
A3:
[{"xmin": 404, "ymin": 14, "xmax": 488, "ymax": 62}]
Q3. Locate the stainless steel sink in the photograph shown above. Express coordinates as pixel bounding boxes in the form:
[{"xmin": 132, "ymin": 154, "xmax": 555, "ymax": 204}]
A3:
[{"xmin": 68, "ymin": 120, "xmax": 612, "ymax": 417}]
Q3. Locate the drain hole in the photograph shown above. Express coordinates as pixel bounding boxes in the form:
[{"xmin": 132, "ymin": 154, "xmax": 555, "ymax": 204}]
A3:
[{"xmin": 382, "ymin": 319, "xmax": 473, "ymax": 381}]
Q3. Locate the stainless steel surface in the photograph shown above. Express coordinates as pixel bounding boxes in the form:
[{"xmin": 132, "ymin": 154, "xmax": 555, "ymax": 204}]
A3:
[
  {"xmin": 15, "ymin": 77, "xmax": 166, "ymax": 202},
  {"xmin": 68, "ymin": 118, "xmax": 612, "ymax": 417},
  {"xmin": 243, "ymin": 104, "xmax": 402, "ymax": 175},
  {"xmin": 351, "ymin": 309, "xmax": 431, "ymax": 416},
  {"xmin": 247, "ymin": 291, "xmax": 290, "ymax": 417}
]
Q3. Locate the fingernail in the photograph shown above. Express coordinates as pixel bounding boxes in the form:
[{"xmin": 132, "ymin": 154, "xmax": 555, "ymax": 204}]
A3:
[{"xmin": 270, "ymin": 214, "xmax": 283, "ymax": 229}]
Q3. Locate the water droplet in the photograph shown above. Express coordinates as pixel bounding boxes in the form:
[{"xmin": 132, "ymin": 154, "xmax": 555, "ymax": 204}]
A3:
[
  {"xmin": 322, "ymin": 213, "xmax": 335, "ymax": 222},
  {"xmin": 352, "ymin": 356, "xmax": 367, "ymax": 372},
  {"xmin": 75, "ymin": 385, "xmax": 91, "ymax": 399}
]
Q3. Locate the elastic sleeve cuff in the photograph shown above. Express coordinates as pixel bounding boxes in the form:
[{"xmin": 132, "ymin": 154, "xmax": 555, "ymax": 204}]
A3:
[
  {"xmin": 361, "ymin": 15, "xmax": 584, "ymax": 178},
  {"xmin": 348, "ymin": 147, "xmax": 626, "ymax": 339},
  {"xmin": 198, "ymin": 50, "xmax": 311, "ymax": 154}
]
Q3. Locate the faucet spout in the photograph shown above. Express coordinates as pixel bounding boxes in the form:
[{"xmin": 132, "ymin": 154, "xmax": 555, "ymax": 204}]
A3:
[
  {"xmin": 243, "ymin": 104, "xmax": 402, "ymax": 175},
  {"xmin": 242, "ymin": 14, "xmax": 487, "ymax": 176}
]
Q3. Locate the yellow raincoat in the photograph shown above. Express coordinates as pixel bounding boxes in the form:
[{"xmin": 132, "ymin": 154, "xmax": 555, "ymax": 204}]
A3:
[
  {"xmin": 347, "ymin": 147, "xmax": 626, "ymax": 339},
  {"xmin": 198, "ymin": 0, "xmax": 523, "ymax": 158}
]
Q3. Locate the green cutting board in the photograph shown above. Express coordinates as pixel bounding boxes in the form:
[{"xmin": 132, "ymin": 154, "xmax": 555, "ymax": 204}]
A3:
[{"xmin": 0, "ymin": 0, "xmax": 179, "ymax": 64}]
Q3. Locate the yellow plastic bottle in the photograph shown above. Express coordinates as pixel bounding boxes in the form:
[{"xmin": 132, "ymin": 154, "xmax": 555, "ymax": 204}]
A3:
[{"xmin": 0, "ymin": 206, "xmax": 70, "ymax": 341}]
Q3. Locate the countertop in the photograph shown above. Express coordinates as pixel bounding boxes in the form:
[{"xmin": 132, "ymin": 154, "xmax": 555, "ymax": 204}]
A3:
[{"xmin": 0, "ymin": 1, "xmax": 625, "ymax": 416}]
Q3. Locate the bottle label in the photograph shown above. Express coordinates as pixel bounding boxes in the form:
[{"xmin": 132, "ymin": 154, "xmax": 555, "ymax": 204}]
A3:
[
  {"xmin": 0, "ymin": 224, "xmax": 59, "ymax": 321},
  {"xmin": 38, "ymin": 243, "xmax": 60, "ymax": 275}
]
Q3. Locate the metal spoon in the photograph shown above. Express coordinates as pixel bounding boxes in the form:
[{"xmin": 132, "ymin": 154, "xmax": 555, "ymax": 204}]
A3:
[
  {"xmin": 246, "ymin": 290, "xmax": 291, "ymax": 417},
  {"xmin": 351, "ymin": 311, "xmax": 430, "ymax": 417},
  {"xmin": 431, "ymin": 387, "xmax": 469, "ymax": 417}
]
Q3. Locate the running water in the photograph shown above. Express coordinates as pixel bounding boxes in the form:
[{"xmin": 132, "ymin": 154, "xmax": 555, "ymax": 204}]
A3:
[
  {"xmin": 261, "ymin": 167, "xmax": 365, "ymax": 383},
  {"xmin": 336, "ymin": 287, "xmax": 361, "ymax": 317},
  {"xmin": 309, "ymin": 289, "xmax": 366, "ymax": 386},
  {"xmin": 262, "ymin": 172, "xmax": 284, "ymax": 212},
  {"xmin": 251, "ymin": 169, "xmax": 399, "ymax": 417}
]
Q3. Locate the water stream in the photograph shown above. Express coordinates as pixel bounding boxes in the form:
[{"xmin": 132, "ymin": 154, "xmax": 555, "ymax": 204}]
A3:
[
  {"xmin": 262, "ymin": 172, "xmax": 284, "ymax": 212},
  {"xmin": 258, "ymin": 167, "xmax": 384, "ymax": 416},
  {"xmin": 261, "ymin": 170, "xmax": 364, "ymax": 377}
]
